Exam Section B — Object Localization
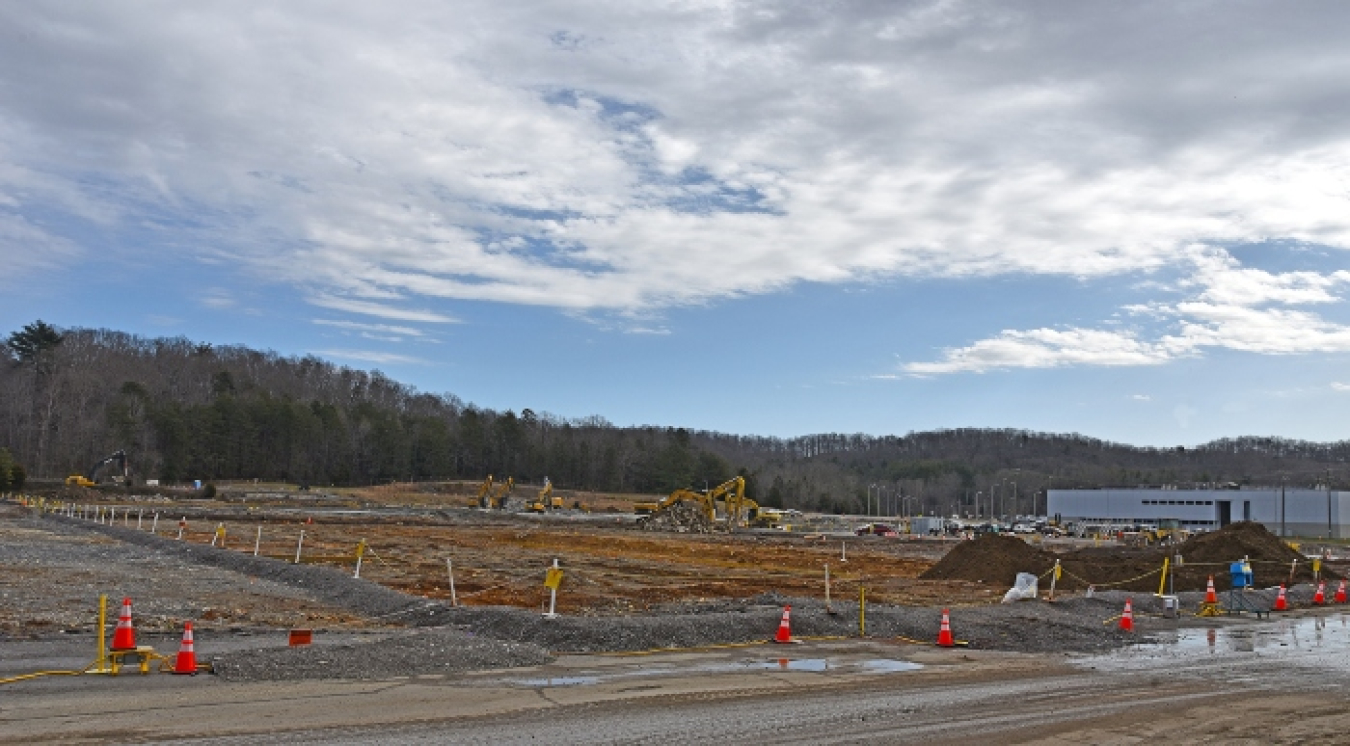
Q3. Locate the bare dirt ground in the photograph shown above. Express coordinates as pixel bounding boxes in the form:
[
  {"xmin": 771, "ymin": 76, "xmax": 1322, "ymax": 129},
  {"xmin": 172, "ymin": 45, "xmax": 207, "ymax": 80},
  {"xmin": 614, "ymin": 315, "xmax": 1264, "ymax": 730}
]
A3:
[
  {"xmin": 6, "ymin": 485, "xmax": 1350, "ymax": 743},
  {"xmin": 17, "ymin": 482, "xmax": 988, "ymax": 627}
]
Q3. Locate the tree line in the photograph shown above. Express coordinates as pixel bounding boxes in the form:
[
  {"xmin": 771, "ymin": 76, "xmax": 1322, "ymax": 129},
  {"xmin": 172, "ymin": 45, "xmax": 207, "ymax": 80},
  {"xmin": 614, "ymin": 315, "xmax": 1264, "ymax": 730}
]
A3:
[{"xmin": 4, "ymin": 321, "xmax": 1348, "ymax": 516}]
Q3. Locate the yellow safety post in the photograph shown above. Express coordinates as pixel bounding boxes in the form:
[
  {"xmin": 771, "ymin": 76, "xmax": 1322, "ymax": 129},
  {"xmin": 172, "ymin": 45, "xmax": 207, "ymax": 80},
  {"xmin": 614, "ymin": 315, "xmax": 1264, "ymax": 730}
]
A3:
[
  {"xmin": 1155, "ymin": 556, "xmax": 1170, "ymax": 597},
  {"xmin": 90, "ymin": 595, "xmax": 111, "ymax": 674},
  {"xmin": 353, "ymin": 539, "xmax": 367, "ymax": 579},
  {"xmin": 543, "ymin": 558, "xmax": 563, "ymax": 619},
  {"xmin": 858, "ymin": 586, "xmax": 866, "ymax": 637}
]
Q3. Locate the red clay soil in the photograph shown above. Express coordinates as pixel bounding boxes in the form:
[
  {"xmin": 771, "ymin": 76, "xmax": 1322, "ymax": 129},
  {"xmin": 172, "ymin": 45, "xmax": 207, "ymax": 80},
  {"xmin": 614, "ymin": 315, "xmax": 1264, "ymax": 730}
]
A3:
[{"xmin": 920, "ymin": 522, "xmax": 1338, "ymax": 593}]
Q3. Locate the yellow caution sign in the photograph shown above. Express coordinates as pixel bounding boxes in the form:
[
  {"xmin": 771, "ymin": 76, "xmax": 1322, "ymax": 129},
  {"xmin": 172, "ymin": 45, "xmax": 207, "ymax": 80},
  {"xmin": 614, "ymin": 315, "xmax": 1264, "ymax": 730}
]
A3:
[
  {"xmin": 544, "ymin": 567, "xmax": 564, "ymax": 590},
  {"xmin": 1054, "ymin": 563, "xmax": 1062, "ymax": 581},
  {"xmin": 1313, "ymin": 558, "xmax": 1322, "ymax": 574}
]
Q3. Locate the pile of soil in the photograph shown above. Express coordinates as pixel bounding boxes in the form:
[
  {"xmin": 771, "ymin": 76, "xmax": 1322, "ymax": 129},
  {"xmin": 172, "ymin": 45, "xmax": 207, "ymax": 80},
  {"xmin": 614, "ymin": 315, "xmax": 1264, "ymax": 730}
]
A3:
[
  {"xmin": 920, "ymin": 522, "xmax": 1338, "ymax": 594},
  {"xmin": 918, "ymin": 534, "xmax": 1059, "ymax": 587}
]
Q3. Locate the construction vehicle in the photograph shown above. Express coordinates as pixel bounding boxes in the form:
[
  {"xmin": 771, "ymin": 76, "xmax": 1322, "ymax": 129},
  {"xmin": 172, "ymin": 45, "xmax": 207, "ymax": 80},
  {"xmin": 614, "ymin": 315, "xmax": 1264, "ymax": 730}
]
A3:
[
  {"xmin": 635, "ymin": 476, "xmax": 760, "ymax": 529},
  {"xmin": 477, "ymin": 475, "xmax": 515, "ymax": 510},
  {"xmin": 529, "ymin": 479, "xmax": 564, "ymax": 513},
  {"xmin": 66, "ymin": 450, "xmax": 129, "ymax": 487}
]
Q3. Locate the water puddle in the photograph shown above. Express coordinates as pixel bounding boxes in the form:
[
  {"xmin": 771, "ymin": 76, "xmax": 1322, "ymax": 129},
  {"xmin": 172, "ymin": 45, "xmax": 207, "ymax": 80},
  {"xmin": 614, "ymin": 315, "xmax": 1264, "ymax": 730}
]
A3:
[
  {"xmin": 1079, "ymin": 613, "xmax": 1350, "ymax": 673},
  {"xmin": 510, "ymin": 657, "xmax": 921, "ymax": 688}
]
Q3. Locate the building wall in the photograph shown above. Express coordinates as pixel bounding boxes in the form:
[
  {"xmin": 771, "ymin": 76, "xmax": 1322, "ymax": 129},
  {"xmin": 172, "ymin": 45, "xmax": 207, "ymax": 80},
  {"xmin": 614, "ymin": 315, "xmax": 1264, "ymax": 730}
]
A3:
[{"xmin": 1047, "ymin": 488, "xmax": 1348, "ymax": 539}]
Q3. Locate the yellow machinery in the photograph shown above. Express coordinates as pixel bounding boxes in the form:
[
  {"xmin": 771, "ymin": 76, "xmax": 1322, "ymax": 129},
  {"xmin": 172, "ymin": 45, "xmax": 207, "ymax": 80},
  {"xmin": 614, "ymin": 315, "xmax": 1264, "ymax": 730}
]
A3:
[
  {"xmin": 635, "ymin": 476, "xmax": 760, "ymax": 529},
  {"xmin": 475, "ymin": 475, "xmax": 496, "ymax": 507},
  {"xmin": 66, "ymin": 450, "xmax": 129, "ymax": 487},
  {"xmin": 528, "ymin": 479, "xmax": 564, "ymax": 513},
  {"xmin": 479, "ymin": 476, "xmax": 515, "ymax": 510}
]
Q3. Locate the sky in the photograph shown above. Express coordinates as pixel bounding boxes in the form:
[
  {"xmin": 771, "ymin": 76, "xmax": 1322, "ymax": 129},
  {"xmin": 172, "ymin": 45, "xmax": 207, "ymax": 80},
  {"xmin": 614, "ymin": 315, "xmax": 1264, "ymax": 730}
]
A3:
[{"xmin": 4, "ymin": 1, "xmax": 1350, "ymax": 447}]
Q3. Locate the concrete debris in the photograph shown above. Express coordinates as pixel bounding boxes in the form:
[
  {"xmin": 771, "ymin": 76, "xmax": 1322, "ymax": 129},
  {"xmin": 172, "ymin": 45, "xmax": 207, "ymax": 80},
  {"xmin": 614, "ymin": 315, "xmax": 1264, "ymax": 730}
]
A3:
[{"xmin": 637, "ymin": 502, "xmax": 716, "ymax": 533}]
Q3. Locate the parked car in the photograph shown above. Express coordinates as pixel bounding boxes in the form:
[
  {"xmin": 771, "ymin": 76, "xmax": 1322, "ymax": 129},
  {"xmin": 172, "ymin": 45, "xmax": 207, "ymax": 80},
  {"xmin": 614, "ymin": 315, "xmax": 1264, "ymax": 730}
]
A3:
[{"xmin": 855, "ymin": 523, "xmax": 898, "ymax": 536}]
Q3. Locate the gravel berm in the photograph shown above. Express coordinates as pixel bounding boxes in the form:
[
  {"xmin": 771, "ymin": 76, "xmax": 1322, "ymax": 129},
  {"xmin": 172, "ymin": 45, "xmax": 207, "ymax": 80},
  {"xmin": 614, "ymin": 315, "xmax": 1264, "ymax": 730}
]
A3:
[{"xmin": 28, "ymin": 511, "xmax": 1310, "ymax": 682}]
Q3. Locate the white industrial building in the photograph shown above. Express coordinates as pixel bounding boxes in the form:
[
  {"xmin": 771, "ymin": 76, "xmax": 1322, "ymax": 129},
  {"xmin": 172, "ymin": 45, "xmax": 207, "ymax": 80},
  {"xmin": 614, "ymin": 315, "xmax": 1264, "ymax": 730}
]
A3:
[{"xmin": 1047, "ymin": 487, "xmax": 1349, "ymax": 539}]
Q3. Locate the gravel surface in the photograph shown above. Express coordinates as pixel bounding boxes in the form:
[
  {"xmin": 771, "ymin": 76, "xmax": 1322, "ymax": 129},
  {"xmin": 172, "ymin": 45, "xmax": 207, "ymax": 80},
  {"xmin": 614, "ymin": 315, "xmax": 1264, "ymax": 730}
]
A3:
[
  {"xmin": 10, "ymin": 502, "xmax": 1331, "ymax": 683},
  {"xmin": 210, "ymin": 627, "xmax": 553, "ymax": 681}
]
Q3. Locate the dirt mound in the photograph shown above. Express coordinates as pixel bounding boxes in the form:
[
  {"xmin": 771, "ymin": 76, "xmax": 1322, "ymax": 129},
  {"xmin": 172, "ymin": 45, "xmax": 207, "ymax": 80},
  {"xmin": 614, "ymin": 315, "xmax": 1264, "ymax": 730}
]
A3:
[
  {"xmin": 919, "ymin": 522, "xmax": 1336, "ymax": 594},
  {"xmin": 1177, "ymin": 521, "xmax": 1302, "ymax": 565},
  {"xmin": 919, "ymin": 534, "xmax": 1058, "ymax": 587},
  {"xmin": 1173, "ymin": 521, "xmax": 1337, "ymax": 588}
]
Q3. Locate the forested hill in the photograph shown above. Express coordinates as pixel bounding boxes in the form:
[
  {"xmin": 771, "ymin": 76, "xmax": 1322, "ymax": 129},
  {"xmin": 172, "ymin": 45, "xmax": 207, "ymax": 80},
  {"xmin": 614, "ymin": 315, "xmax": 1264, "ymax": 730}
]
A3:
[{"xmin": 3, "ymin": 321, "xmax": 1348, "ymax": 516}]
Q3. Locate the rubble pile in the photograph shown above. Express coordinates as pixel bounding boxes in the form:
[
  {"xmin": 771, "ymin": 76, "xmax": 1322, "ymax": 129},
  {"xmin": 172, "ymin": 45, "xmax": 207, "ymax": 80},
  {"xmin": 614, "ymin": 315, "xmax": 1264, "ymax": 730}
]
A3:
[{"xmin": 637, "ymin": 502, "xmax": 715, "ymax": 533}]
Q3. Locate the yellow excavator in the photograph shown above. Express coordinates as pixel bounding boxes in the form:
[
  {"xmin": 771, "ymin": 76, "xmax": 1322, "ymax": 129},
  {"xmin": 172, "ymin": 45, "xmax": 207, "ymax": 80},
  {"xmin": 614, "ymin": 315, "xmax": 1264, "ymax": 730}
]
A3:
[
  {"xmin": 635, "ymin": 476, "xmax": 761, "ymax": 529},
  {"xmin": 66, "ymin": 450, "xmax": 129, "ymax": 487},
  {"xmin": 529, "ymin": 479, "xmax": 564, "ymax": 512},
  {"xmin": 476, "ymin": 475, "xmax": 516, "ymax": 510}
]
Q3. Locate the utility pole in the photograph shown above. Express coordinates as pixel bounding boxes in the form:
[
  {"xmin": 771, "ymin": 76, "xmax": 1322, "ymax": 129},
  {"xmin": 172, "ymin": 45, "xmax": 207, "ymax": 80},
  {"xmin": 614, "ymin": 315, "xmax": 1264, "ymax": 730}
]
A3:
[{"xmin": 1280, "ymin": 475, "xmax": 1286, "ymax": 538}]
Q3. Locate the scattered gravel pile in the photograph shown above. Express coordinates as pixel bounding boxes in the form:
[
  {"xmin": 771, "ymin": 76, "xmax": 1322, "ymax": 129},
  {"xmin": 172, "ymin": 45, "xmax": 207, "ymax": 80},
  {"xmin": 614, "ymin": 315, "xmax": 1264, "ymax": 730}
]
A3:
[
  {"xmin": 39, "ymin": 513, "xmax": 439, "ymax": 624},
  {"xmin": 637, "ymin": 502, "xmax": 715, "ymax": 533},
  {"xmin": 211, "ymin": 627, "xmax": 552, "ymax": 681}
]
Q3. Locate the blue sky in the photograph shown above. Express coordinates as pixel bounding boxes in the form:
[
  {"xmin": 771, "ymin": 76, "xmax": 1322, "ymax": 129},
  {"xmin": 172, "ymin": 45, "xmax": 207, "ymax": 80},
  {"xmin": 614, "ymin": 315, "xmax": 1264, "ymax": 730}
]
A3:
[{"xmin": 5, "ymin": 2, "xmax": 1350, "ymax": 447}]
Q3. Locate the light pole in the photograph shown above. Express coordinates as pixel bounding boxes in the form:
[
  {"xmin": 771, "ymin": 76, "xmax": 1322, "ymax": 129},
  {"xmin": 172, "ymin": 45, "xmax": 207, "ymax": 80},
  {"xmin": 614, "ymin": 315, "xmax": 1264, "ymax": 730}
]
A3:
[
  {"xmin": 991, "ymin": 484, "xmax": 999, "ymax": 523},
  {"xmin": 976, "ymin": 491, "xmax": 983, "ymax": 519},
  {"xmin": 868, "ymin": 483, "xmax": 877, "ymax": 518}
]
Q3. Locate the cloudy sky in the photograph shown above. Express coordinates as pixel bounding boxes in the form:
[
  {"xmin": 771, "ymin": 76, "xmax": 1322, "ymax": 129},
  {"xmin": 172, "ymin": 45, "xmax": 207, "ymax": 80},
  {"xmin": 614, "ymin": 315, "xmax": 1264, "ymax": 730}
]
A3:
[{"xmin": 4, "ymin": 1, "xmax": 1350, "ymax": 446}]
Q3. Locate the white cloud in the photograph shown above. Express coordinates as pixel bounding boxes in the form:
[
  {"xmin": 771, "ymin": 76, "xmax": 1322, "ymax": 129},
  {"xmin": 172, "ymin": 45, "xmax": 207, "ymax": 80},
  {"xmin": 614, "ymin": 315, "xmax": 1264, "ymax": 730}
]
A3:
[
  {"xmin": 1331, "ymin": 382, "xmax": 1350, "ymax": 392},
  {"xmin": 199, "ymin": 288, "xmax": 236, "ymax": 310},
  {"xmin": 313, "ymin": 319, "xmax": 427, "ymax": 337},
  {"xmin": 906, "ymin": 327, "xmax": 1174, "ymax": 375},
  {"xmin": 307, "ymin": 295, "xmax": 460, "ymax": 323},
  {"xmin": 905, "ymin": 249, "xmax": 1350, "ymax": 374},
  {"xmin": 1132, "ymin": 394, "xmax": 1151, "ymax": 401},
  {"xmin": 4, "ymin": 2, "xmax": 1350, "ymax": 318},
  {"xmin": 310, "ymin": 349, "xmax": 426, "ymax": 366}
]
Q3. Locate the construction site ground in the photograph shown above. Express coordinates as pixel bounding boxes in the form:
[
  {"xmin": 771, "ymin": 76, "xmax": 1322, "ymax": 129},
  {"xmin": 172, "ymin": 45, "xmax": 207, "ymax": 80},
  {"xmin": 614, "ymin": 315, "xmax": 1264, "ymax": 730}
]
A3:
[{"xmin": 5, "ymin": 484, "xmax": 1350, "ymax": 742}]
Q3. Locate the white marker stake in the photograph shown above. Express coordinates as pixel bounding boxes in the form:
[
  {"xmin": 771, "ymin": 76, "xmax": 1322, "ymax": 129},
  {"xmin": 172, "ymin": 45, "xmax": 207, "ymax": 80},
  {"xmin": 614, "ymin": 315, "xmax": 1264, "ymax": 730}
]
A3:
[
  {"xmin": 137, "ymin": 509, "xmax": 143, "ymax": 530},
  {"xmin": 177, "ymin": 517, "xmax": 185, "ymax": 541},
  {"xmin": 210, "ymin": 523, "xmax": 223, "ymax": 547},
  {"xmin": 294, "ymin": 530, "xmax": 305, "ymax": 564},
  {"xmin": 447, "ymin": 558, "xmax": 458, "ymax": 607},
  {"xmin": 841, "ymin": 541, "xmax": 847, "ymax": 563},
  {"xmin": 123, "ymin": 509, "xmax": 129, "ymax": 527},
  {"xmin": 151, "ymin": 513, "xmax": 159, "ymax": 534},
  {"xmin": 253, "ymin": 525, "xmax": 262, "ymax": 556},
  {"xmin": 353, "ymin": 539, "xmax": 366, "ymax": 579}
]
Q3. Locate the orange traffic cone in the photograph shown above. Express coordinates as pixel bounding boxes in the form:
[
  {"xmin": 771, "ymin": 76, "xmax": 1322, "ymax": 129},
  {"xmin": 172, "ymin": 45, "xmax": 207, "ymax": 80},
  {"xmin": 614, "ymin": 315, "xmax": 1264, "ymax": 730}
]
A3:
[
  {"xmin": 1336, "ymin": 580, "xmax": 1347, "ymax": 604},
  {"xmin": 937, "ymin": 608, "xmax": 956, "ymax": 647},
  {"xmin": 172, "ymin": 621, "xmax": 197, "ymax": 674},
  {"xmin": 1313, "ymin": 582, "xmax": 1326, "ymax": 605},
  {"xmin": 1205, "ymin": 575, "xmax": 1218, "ymax": 604},
  {"xmin": 772, "ymin": 605, "xmax": 794, "ymax": 643},
  {"xmin": 1119, "ymin": 598, "xmax": 1134, "ymax": 632},
  {"xmin": 1274, "ymin": 584, "xmax": 1288, "ymax": 611},
  {"xmin": 111, "ymin": 597, "xmax": 136, "ymax": 650}
]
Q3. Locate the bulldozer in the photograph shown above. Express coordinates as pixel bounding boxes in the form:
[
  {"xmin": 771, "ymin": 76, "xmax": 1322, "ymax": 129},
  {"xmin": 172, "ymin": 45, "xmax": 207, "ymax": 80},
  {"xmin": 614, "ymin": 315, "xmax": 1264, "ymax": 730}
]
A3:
[{"xmin": 635, "ymin": 476, "xmax": 761, "ymax": 530}]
